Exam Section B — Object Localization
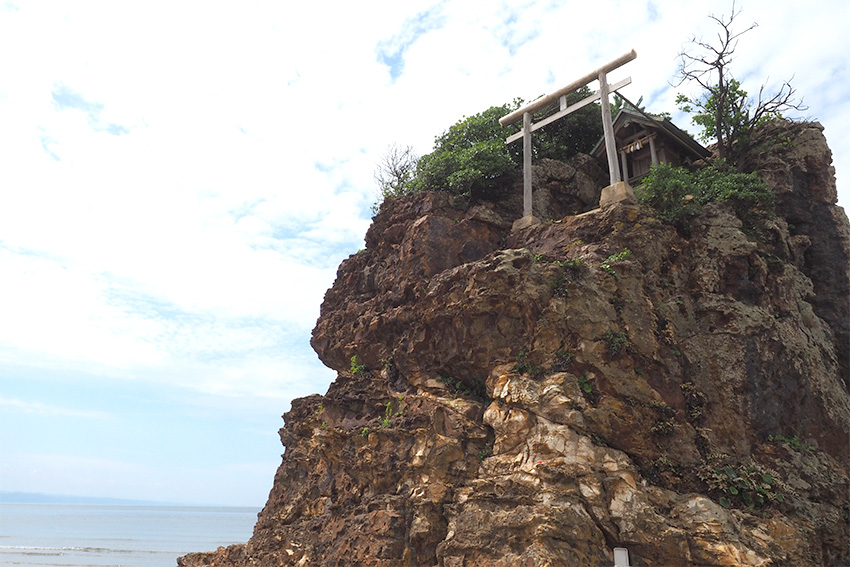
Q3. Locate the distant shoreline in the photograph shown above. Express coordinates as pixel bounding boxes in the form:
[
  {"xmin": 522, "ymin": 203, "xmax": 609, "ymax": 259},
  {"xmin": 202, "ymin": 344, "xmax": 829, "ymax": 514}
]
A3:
[{"xmin": 0, "ymin": 491, "xmax": 256, "ymax": 508}]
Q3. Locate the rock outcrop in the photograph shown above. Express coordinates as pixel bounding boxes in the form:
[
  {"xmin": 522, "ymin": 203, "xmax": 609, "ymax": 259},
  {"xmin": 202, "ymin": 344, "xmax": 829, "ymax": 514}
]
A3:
[{"xmin": 179, "ymin": 122, "xmax": 850, "ymax": 567}]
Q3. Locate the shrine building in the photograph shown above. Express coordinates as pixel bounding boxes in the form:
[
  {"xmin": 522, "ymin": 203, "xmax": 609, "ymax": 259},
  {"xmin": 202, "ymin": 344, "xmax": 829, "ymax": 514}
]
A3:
[{"xmin": 591, "ymin": 106, "xmax": 710, "ymax": 185}]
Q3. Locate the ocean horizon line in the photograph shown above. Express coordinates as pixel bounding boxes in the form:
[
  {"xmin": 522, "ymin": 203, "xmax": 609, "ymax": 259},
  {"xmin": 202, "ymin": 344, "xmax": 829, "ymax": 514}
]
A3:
[{"xmin": 0, "ymin": 490, "xmax": 261, "ymax": 508}]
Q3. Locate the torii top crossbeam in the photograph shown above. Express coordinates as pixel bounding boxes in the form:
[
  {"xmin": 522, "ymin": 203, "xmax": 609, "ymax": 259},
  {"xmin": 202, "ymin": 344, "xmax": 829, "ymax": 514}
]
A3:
[{"xmin": 500, "ymin": 49, "xmax": 637, "ymax": 222}]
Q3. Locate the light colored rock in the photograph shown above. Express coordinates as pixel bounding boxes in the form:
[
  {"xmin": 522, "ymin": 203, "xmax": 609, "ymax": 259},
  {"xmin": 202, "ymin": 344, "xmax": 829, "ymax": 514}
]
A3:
[
  {"xmin": 511, "ymin": 214, "xmax": 541, "ymax": 231},
  {"xmin": 599, "ymin": 180, "xmax": 638, "ymax": 208}
]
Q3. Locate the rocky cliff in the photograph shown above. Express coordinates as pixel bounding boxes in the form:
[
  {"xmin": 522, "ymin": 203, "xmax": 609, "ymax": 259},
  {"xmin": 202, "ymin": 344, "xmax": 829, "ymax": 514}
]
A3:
[{"xmin": 180, "ymin": 121, "xmax": 850, "ymax": 567}]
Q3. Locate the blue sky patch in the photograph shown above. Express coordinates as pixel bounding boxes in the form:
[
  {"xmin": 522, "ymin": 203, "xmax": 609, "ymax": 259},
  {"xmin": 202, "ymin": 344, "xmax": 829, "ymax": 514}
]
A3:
[
  {"xmin": 497, "ymin": 7, "xmax": 541, "ymax": 57},
  {"xmin": 376, "ymin": 4, "xmax": 447, "ymax": 81},
  {"xmin": 39, "ymin": 132, "xmax": 60, "ymax": 161},
  {"xmin": 52, "ymin": 84, "xmax": 104, "ymax": 114},
  {"xmin": 51, "ymin": 83, "xmax": 128, "ymax": 135},
  {"xmin": 647, "ymin": 1, "xmax": 659, "ymax": 22}
]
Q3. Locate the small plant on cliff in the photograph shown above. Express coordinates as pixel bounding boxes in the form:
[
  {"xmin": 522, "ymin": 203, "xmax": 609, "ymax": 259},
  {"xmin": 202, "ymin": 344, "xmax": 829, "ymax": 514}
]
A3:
[
  {"xmin": 600, "ymin": 248, "xmax": 631, "ymax": 279},
  {"xmin": 602, "ymin": 330, "xmax": 630, "ymax": 356},
  {"xmin": 350, "ymin": 355, "xmax": 367, "ymax": 375},
  {"xmin": 650, "ymin": 402, "xmax": 676, "ymax": 436},
  {"xmin": 477, "ymin": 442, "xmax": 493, "ymax": 462},
  {"xmin": 551, "ymin": 272, "xmax": 570, "ymax": 298},
  {"xmin": 512, "ymin": 349, "xmax": 544, "ymax": 378},
  {"xmin": 590, "ymin": 432, "xmax": 607, "ymax": 446},
  {"xmin": 576, "ymin": 374, "xmax": 600, "ymax": 405},
  {"xmin": 437, "ymin": 375, "xmax": 487, "ymax": 401},
  {"xmin": 437, "ymin": 375, "xmax": 471, "ymax": 398},
  {"xmin": 680, "ymin": 382, "xmax": 707, "ymax": 423},
  {"xmin": 645, "ymin": 454, "xmax": 682, "ymax": 485},
  {"xmin": 551, "ymin": 257, "xmax": 585, "ymax": 297},
  {"xmin": 603, "ymin": 248, "xmax": 632, "ymax": 264},
  {"xmin": 379, "ymin": 398, "xmax": 403, "ymax": 429},
  {"xmin": 653, "ymin": 455, "xmax": 679, "ymax": 474},
  {"xmin": 550, "ymin": 349, "xmax": 575, "ymax": 372},
  {"xmin": 767, "ymin": 434, "xmax": 816, "ymax": 452},
  {"xmin": 698, "ymin": 461, "xmax": 784, "ymax": 509},
  {"xmin": 379, "ymin": 403, "xmax": 393, "ymax": 428}
]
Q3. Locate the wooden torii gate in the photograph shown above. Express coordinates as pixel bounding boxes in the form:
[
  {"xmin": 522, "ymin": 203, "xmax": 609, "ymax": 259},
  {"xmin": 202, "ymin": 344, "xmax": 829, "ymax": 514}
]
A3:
[{"xmin": 499, "ymin": 50, "xmax": 637, "ymax": 226}]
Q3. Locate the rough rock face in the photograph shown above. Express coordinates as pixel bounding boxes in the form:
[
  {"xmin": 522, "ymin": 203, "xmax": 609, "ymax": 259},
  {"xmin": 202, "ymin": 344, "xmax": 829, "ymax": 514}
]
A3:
[{"xmin": 179, "ymin": 122, "xmax": 850, "ymax": 567}]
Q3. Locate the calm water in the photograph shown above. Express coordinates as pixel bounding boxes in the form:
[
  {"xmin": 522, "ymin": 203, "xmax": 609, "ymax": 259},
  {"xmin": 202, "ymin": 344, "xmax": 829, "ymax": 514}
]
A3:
[{"xmin": 0, "ymin": 503, "xmax": 259, "ymax": 567}]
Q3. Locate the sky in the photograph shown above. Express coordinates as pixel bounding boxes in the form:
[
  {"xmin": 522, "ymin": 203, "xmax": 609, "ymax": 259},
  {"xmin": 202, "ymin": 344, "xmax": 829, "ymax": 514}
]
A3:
[{"xmin": 1, "ymin": 1, "xmax": 847, "ymax": 508}]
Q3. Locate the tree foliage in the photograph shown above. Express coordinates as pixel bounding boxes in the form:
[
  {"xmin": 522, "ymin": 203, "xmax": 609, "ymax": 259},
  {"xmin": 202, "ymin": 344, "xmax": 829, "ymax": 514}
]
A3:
[
  {"xmin": 374, "ymin": 88, "xmax": 604, "ymax": 204},
  {"xmin": 674, "ymin": 1, "xmax": 806, "ymax": 165},
  {"xmin": 529, "ymin": 86, "xmax": 603, "ymax": 164},
  {"xmin": 414, "ymin": 103, "xmax": 521, "ymax": 196}
]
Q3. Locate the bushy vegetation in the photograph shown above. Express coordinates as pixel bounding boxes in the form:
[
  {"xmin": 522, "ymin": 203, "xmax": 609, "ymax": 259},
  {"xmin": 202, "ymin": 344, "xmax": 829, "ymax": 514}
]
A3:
[
  {"xmin": 414, "ymin": 103, "xmax": 519, "ymax": 197},
  {"xmin": 636, "ymin": 160, "xmax": 773, "ymax": 227},
  {"xmin": 374, "ymin": 88, "xmax": 604, "ymax": 206}
]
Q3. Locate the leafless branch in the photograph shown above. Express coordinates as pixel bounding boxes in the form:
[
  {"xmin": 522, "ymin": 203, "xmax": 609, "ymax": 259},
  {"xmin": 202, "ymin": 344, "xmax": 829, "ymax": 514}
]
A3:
[
  {"xmin": 374, "ymin": 144, "xmax": 418, "ymax": 199},
  {"xmin": 673, "ymin": 1, "xmax": 806, "ymax": 163}
]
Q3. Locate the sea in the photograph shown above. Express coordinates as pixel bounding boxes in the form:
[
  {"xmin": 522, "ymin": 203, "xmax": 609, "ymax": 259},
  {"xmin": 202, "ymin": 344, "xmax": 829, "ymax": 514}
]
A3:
[{"xmin": 0, "ymin": 502, "xmax": 259, "ymax": 567}]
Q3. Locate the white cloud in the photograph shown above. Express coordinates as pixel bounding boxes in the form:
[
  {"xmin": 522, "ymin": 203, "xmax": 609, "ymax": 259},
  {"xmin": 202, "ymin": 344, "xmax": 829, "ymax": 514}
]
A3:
[
  {"xmin": 0, "ymin": 0, "xmax": 847, "ymax": 505},
  {"xmin": 0, "ymin": 397, "xmax": 111, "ymax": 419}
]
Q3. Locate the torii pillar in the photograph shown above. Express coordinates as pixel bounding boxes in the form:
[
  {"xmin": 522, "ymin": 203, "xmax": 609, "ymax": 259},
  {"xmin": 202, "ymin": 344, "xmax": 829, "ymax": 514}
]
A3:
[{"xmin": 500, "ymin": 50, "xmax": 638, "ymax": 230}]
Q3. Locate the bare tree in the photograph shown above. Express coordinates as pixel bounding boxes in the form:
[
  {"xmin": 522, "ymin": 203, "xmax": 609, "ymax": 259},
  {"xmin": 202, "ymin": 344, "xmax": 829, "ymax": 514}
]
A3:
[
  {"xmin": 374, "ymin": 143, "xmax": 418, "ymax": 200},
  {"xmin": 674, "ymin": 1, "xmax": 806, "ymax": 163}
]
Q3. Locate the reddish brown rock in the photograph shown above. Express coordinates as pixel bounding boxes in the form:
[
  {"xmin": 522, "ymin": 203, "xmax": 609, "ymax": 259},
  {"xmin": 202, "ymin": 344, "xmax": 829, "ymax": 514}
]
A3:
[{"xmin": 180, "ymin": 122, "xmax": 849, "ymax": 567}]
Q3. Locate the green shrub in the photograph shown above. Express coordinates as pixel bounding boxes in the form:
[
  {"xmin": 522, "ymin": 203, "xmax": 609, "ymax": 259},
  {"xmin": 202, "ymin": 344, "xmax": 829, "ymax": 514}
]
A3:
[
  {"xmin": 576, "ymin": 374, "xmax": 600, "ymax": 405},
  {"xmin": 530, "ymin": 86, "xmax": 603, "ymax": 162},
  {"xmin": 377, "ymin": 89, "xmax": 603, "ymax": 201},
  {"xmin": 636, "ymin": 160, "xmax": 773, "ymax": 227},
  {"xmin": 694, "ymin": 160, "xmax": 774, "ymax": 225},
  {"xmin": 413, "ymin": 104, "xmax": 521, "ymax": 197}
]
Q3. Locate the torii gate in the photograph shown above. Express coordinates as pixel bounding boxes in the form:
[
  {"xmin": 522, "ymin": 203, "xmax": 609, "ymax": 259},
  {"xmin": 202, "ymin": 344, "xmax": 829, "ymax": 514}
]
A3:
[{"xmin": 499, "ymin": 50, "xmax": 637, "ymax": 226}]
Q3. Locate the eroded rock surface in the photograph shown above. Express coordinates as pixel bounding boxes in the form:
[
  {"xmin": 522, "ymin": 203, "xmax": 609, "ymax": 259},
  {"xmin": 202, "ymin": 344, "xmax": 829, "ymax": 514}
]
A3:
[{"xmin": 180, "ymin": 123, "xmax": 849, "ymax": 567}]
